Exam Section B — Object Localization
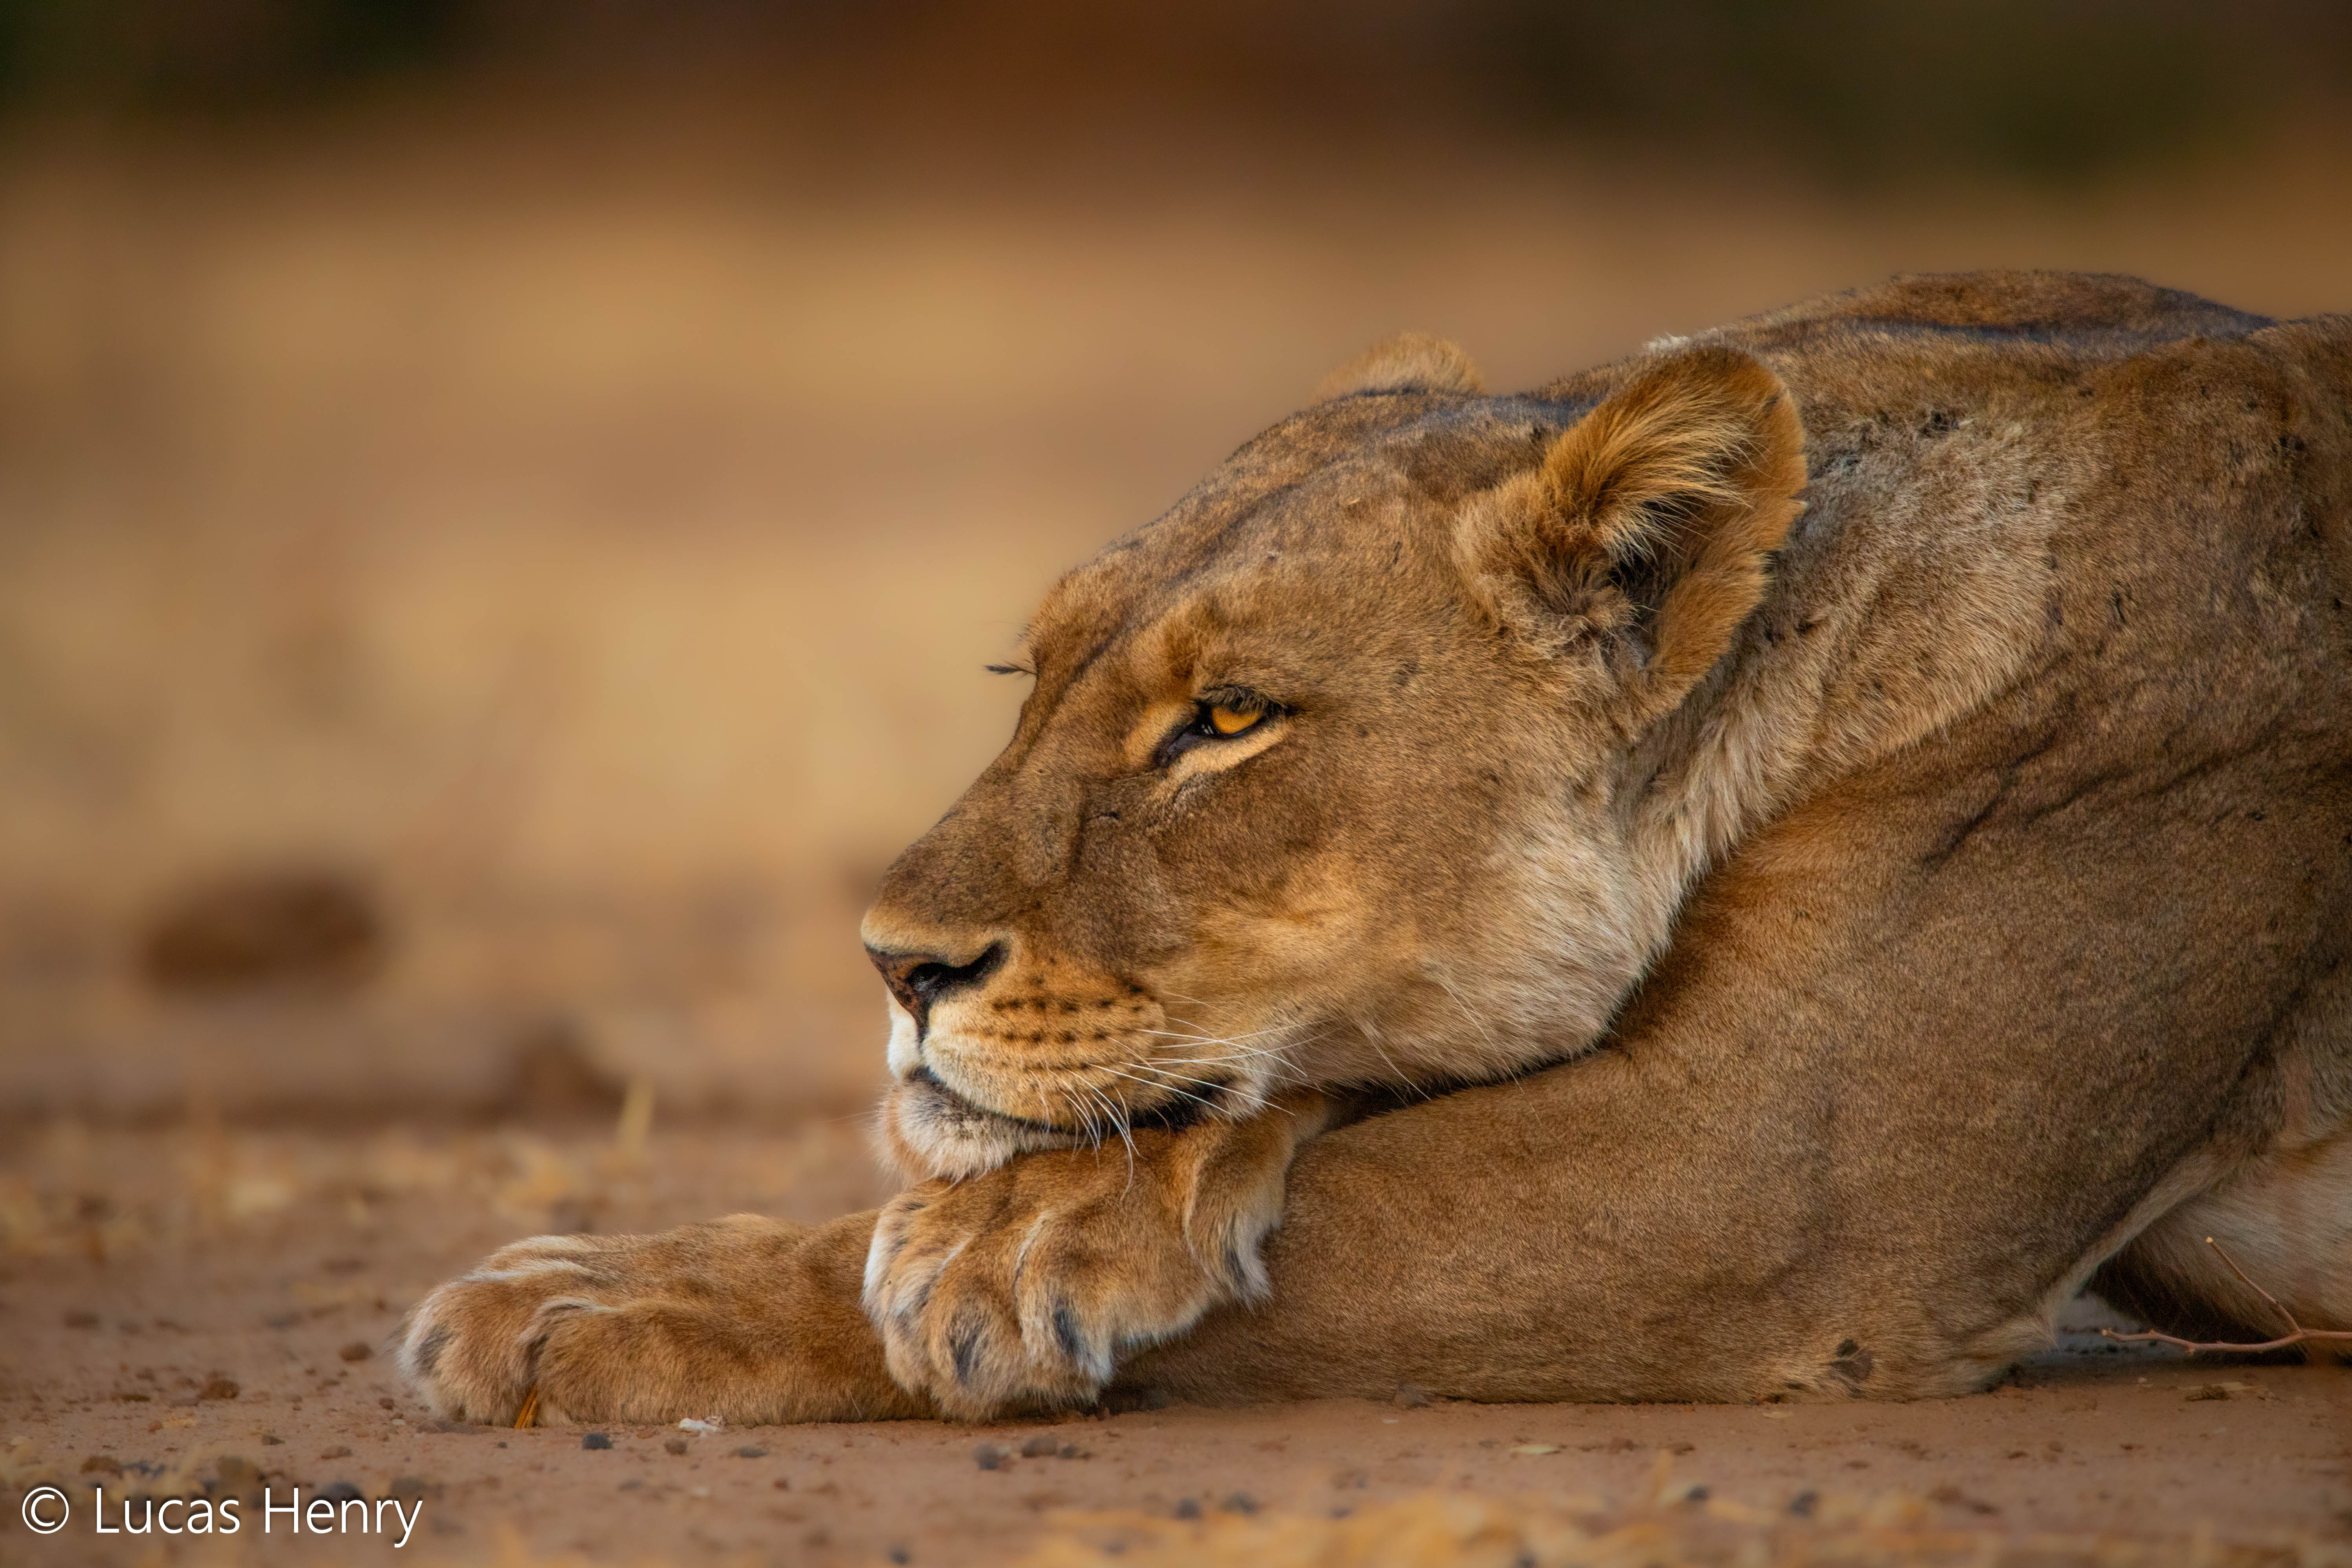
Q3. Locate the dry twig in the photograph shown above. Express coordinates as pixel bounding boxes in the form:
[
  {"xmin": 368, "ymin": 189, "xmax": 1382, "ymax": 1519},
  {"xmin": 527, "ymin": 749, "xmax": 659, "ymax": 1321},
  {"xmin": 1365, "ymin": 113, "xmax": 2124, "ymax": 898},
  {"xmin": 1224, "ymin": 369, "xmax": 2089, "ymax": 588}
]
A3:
[{"xmin": 2100, "ymin": 1236, "xmax": 2352, "ymax": 1355}]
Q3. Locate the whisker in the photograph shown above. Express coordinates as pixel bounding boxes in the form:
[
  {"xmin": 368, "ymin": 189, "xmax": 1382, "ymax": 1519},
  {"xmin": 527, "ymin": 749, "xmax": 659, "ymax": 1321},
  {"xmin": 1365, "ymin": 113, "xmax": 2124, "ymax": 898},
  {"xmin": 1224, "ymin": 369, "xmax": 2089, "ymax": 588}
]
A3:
[
  {"xmin": 1156, "ymin": 1027, "xmax": 1326, "ymax": 1064},
  {"xmin": 1110, "ymin": 1062, "xmax": 1298, "ymax": 1123},
  {"xmin": 1137, "ymin": 1023, "xmax": 1297, "ymax": 1048},
  {"xmin": 1114, "ymin": 1059, "xmax": 1295, "ymax": 1115},
  {"xmin": 1081, "ymin": 1079, "xmax": 1139, "ymax": 1185},
  {"xmin": 1158, "ymin": 1041, "xmax": 1314, "ymax": 1069},
  {"xmin": 1362, "ymin": 1026, "xmax": 1431, "ymax": 1101},
  {"xmin": 1072, "ymin": 1081, "xmax": 1105, "ymax": 1152},
  {"xmin": 1165, "ymin": 1056, "xmax": 1321, "ymax": 1092},
  {"xmin": 1161, "ymin": 1030, "xmax": 1326, "ymax": 1057},
  {"xmin": 1062, "ymin": 1081, "xmax": 1101, "ymax": 1151},
  {"xmin": 1091, "ymin": 1063, "xmax": 1222, "ymax": 1113},
  {"xmin": 1434, "ymin": 972, "xmax": 1505, "ymax": 1060},
  {"xmin": 1075, "ymin": 1079, "xmax": 1117, "ymax": 1154}
]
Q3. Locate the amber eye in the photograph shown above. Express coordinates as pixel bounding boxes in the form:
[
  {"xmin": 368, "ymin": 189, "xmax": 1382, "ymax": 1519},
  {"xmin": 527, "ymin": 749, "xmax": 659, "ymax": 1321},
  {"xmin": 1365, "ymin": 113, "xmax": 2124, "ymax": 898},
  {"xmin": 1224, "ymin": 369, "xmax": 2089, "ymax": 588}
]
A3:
[{"xmin": 1154, "ymin": 693, "xmax": 1281, "ymax": 768}]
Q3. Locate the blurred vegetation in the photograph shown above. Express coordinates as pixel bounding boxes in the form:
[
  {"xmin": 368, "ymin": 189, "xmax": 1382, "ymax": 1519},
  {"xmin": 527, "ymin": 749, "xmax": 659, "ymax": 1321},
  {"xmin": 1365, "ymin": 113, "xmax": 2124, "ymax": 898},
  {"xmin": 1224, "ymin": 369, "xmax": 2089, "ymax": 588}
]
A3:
[
  {"xmin": 1467, "ymin": 0, "xmax": 2346, "ymax": 182},
  {"xmin": 0, "ymin": 0, "xmax": 472, "ymax": 108},
  {"xmin": 0, "ymin": 0, "xmax": 2344, "ymax": 181}
]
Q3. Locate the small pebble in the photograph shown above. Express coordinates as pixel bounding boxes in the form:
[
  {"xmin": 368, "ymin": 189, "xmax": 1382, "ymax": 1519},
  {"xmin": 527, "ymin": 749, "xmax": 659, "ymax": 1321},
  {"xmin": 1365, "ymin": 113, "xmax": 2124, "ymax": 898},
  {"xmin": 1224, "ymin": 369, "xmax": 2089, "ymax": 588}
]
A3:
[
  {"xmin": 888, "ymin": 1550, "xmax": 912, "ymax": 1566},
  {"xmin": 262, "ymin": 1434, "xmax": 284, "ymax": 1446},
  {"xmin": 1020, "ymin": 1435, "xmax": 1059, "ymax": 1458},
  {"xmin": 199, "ymin": 1377, "xmax": 240, "ymax": 1401},
  {"xmin": 664, "ymin": 1437, "xmax": 689, "ymax": 1456},
  {"xmin": 1391, "ymin": 1383, "xmax": 1432, "ymax": 1409},
  {"xmin": 1221, "ymin": 1493, "xmax": 1258, "ymax": 1515},
  {"xmin": 772, "ymin": 1478, "xmax": 791, "ymax": 1491},
  {"xmin": 321, "ymin": 1445, "xmax": 353, "ymax": 1460},
  {"xmin": 1173, "ymin": 1498, "xmax": 1202, "ymax": 1520},
  {"xmin": 619, "ymin": 1479, "xmax": 642, "ymax": 1491},
  {"xmin": 1059, "ymin": 1443, "xmax": 1082, "ymax": 1459},
  {"xmin": 318, "ymin": 1481, "xmax": 364, "ymax": 1505},
  {"xmin": 338, "ymin": 1342, "xmax": 372, "ymax": 1362},
  {"xmin": 734, "ymin": 1445, "xmax": 768, "ymax": 1459},
  {"xmin": 973, "ymin": 1443, "xmax": 1006, "ymax": 1471},
  {"xmin": 582, "ymin": 1432, "xmax": 613, "ymax": 1450},
  {"xmin": 1790, "ymin": 1490, "xmax": 1818, "ymax": 1517},
  {"xmin": 377, "ymin": 1397, "xmax": 395, "ymax": 1410}
]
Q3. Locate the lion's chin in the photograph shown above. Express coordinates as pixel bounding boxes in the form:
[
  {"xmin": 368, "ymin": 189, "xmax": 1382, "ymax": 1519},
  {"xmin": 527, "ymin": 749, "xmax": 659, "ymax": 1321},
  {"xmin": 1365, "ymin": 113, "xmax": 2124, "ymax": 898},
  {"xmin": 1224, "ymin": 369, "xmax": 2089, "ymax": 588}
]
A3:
[{"xmin": 878, "ymin": 1072, "xmax": 1082, "ymax": 1182}]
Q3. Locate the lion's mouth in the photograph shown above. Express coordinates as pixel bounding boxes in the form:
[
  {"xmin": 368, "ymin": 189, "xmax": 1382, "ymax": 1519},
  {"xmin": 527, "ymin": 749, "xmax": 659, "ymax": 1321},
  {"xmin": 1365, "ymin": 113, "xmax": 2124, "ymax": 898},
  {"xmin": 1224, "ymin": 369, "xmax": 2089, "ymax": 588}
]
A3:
[
  {"xmin": 881, "ymin": 1063, "xmax": 1084, "ymax": 1180},
  {"xmin": 885, "ymin": 1056, "xmax": 1240, "ymax": 1179},
  {"xmin": 902, "ymin": 1065, "xmax": 1068, "ymax": 1135}
]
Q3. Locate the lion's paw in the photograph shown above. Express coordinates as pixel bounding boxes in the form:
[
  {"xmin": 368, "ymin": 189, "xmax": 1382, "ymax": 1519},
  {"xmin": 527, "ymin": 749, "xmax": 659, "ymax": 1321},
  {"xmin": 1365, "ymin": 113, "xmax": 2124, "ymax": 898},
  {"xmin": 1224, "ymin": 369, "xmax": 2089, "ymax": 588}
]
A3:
[
  {"xmin": 401, "ymin": 1215, "xmax": 919, "ymax": 1426},
  {"xmin": 401, "ymin": 1232, "xmax": 608, "ymax": 1424},
  {"xmin": 862, "ymin": 1114, "xmax": 1303, "ymax": 1421}
]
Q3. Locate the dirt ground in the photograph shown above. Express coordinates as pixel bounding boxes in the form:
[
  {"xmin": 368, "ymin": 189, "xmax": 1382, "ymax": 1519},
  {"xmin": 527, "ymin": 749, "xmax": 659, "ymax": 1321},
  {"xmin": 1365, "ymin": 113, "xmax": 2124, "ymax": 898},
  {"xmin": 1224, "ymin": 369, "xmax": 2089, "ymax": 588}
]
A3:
[{"xmin": 2, "ymin": 1122, "xmax": 2346, "ymax": 1567}]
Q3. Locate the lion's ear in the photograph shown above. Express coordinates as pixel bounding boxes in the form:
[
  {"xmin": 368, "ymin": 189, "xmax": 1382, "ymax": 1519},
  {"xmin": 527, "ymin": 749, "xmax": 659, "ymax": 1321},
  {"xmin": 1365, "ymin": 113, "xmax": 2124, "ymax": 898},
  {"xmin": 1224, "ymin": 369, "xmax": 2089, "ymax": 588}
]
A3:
[
  {"xmin": 1453, "ymin": 346, "xmax": 1805, "ymax": 726},
  {"xmin": 1314, "ymin": 333, "xmax": 1484, "ymax": 402}
]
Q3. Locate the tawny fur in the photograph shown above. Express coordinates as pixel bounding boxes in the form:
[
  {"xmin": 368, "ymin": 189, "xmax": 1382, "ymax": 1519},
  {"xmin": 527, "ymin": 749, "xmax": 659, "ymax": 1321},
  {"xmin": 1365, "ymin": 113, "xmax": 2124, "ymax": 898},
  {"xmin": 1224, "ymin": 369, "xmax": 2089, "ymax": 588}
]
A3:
[
  {"xmin": 402, "ymin": 272, "xmax": 2352, "ymax": 1426},
  {"xmin": 1314, "ymin": 330, "xmax": 1486, "ymax": 403}
]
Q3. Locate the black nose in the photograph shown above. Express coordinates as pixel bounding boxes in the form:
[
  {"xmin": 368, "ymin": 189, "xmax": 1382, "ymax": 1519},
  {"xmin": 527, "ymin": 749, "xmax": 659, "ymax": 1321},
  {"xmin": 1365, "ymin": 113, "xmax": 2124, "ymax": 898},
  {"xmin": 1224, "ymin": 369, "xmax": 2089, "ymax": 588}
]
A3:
[{"xmin": 866, "ymin": 941, "xmax": 1005, "ymax": 1035}]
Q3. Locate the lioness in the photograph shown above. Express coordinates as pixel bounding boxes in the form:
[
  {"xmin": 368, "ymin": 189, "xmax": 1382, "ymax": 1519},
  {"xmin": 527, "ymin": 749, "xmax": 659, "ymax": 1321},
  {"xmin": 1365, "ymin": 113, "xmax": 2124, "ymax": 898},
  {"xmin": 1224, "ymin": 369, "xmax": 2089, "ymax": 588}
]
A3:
[{"xmin": 402, "ymin": 271, "xmax": 2352, "ymax": 1426}]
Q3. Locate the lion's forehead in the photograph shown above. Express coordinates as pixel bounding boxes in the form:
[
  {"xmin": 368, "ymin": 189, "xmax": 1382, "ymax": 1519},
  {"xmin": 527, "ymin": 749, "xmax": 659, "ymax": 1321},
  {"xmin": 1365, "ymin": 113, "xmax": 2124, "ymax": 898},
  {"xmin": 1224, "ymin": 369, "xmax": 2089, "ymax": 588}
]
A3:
[{"xmin": 1022, "ymin": 401, "xmax": 1572, "ymax": 678}]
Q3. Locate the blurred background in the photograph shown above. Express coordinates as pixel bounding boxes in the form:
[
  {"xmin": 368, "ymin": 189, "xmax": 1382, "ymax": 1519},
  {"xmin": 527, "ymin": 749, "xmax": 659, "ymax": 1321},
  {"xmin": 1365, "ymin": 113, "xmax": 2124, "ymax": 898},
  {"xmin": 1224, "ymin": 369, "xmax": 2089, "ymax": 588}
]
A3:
[{"xmin": 3, "ymin": 0, "xmax": 2349, "ymax": 1138}]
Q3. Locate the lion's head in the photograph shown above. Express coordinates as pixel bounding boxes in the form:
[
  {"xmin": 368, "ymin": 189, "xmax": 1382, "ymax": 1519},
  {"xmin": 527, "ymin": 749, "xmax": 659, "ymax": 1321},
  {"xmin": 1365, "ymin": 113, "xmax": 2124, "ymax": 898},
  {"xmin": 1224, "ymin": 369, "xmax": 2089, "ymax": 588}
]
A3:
[{"xmin": 862, "ymin": 336, "xmax": 1806, "ymax": 1178}]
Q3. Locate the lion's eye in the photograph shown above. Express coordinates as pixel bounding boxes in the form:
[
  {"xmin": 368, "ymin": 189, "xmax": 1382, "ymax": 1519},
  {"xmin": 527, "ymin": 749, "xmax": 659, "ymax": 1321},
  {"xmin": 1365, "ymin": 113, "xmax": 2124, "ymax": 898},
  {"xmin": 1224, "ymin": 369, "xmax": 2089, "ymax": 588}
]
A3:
[{"xmin": 1154, "ymin": 692, "xmax": 1281, "ymax": 768}]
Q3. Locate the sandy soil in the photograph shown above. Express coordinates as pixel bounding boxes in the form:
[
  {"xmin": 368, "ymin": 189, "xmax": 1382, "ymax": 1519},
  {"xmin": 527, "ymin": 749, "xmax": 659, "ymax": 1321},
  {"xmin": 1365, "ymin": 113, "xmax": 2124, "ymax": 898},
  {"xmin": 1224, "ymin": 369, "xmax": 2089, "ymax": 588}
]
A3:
[{"xmin": 3, "ymin": 1125, "xmax": 2346, "ymax": 1566}]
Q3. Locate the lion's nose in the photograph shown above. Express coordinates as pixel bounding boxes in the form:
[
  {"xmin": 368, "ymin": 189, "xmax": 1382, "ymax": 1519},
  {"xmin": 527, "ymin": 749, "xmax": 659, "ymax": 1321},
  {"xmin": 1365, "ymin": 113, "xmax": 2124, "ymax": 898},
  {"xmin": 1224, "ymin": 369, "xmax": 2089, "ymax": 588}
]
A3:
[{"xmin": 866, "ymin": 941, "xmax": 1006, "ymax": 1036}]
